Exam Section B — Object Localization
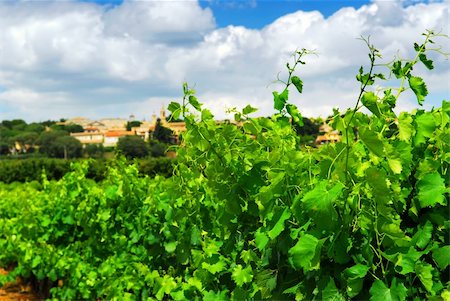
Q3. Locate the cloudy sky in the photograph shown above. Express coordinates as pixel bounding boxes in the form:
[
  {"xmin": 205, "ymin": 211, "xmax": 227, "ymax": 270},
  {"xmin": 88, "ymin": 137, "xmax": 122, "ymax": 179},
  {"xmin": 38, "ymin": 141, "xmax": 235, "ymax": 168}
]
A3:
[{"xmin": 0, "ymin": 0, "xmax": 448, "ymax": 122}]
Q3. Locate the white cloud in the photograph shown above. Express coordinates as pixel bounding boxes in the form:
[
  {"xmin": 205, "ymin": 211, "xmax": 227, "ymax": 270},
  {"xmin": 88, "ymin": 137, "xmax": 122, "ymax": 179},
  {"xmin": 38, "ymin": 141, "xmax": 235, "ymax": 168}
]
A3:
[{"xmin": 0, "ymin": 0, "xmax": 448, "ymax": 122}]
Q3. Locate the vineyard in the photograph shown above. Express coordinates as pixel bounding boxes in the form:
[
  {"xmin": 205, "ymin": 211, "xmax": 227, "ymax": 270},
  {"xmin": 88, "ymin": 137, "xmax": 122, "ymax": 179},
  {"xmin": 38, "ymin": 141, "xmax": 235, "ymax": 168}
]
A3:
[{"xmin": 0, "ymin": 31, "xmax": 448, "ymax": 300}]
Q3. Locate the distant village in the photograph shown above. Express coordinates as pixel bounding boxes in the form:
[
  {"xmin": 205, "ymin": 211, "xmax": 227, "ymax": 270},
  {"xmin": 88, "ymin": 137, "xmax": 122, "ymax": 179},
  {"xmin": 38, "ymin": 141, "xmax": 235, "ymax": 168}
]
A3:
[
  {"xmin": 0, "ymin": 107, "xmax": 341, "ymax": 159},
  {"xmin": 66, "ymin": 107, "xmax": 340, "ymax": 147},
  {"xmin": 66, "ymin": 107, "xmax": 185, "ymax": 147}
]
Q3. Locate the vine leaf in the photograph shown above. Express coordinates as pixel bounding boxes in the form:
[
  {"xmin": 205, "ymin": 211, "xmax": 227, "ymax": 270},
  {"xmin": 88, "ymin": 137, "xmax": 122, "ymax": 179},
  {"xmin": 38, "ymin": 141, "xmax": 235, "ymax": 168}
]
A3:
[
  {"xmin": 344, "ymin": 264, "xmax": 369, "ymax": 298},
  {"xmin": 291, "ymin": 76, "xmax": 303, "ymax": 94},
  {"xmin": 286, "ymin": 104, "xmax": 303, "ymax": 125},
  {"xmin": 417, "ymin": 172, "xmax": 446, "ymax": 208},
  {"xmin": 412, "ymin": 221, "xmax": 433, "ymax": 249},
  {"xmin": 322, "ymin": 278, "xmax": 345, "ymax": 301},
  {"xmin": 288, "ymin": 233, "xmax": 322, "ymax": 271},
  {"xmin": 369, "ymin": 279, "xmax": 407, "ymax": 301},
  {"xmin": 168, "ymin": 102, "xmax": 181, "ymax": 120},
  {"xmin": 273, "ymin": 89, "xmax": 289, "ymax": 111},
  {"xmin": 268, "ymin": 207, "xmax": 291, "ymax": 240},
  {"xmin": 398, "ymin": 113, "xmax": 414, "ymax": 142},
  {"xmin": 414, "ymin": 112, "xmax": 435, "ymax": 145},
  {"xmin": 432, "ymin": 246, "xmax": 450, "ymax": 270},
  {"xmin": 361, "ymin": 92, "xmax": 381, "ymax": 117},
  {"xmin": 415, "ymin": 262, "xmax": 434, "ymax": 292},
  {"xmin": 255, "ymin": 229, "xmax": 269, "ymax": 251},
  {"xmin": 297, "ymin": 181, "xmax": 343, "ymax": 230},
  {"xmin": 418, "ymin": 53, "xmax": 434, "ymax": 70},
  {"xmin": 232, "ymin": 265, "xmax": 253, "ymax": 287},
  {"xmin": 189, "ymin": 95, "xmax": 202, "ymax": 111},
  {"xmin": 201, "ymin": 260, "xmax": 227, "ymax": 275},
  {"xmin": 408, "ymin": 76, "xmax": 428, "ymax": 105},
  {"xmin": 242, "ymin": 105, "xmax": 258, "ymax": 115},
  {"xmin": 359, "ymin": 126, "xmax": 384, "ymax": 157}
]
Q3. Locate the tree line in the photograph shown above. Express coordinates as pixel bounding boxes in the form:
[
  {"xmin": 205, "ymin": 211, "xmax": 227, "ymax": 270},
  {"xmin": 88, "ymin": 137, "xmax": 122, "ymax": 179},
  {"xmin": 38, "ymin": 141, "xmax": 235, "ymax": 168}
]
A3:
[
  {"xmin": 0, "ymin": 116, "xmax": 325, "ymax": 160},
  {"xmin": 0, "ymin": 118, "xmax": 177, "ymax": 159}
]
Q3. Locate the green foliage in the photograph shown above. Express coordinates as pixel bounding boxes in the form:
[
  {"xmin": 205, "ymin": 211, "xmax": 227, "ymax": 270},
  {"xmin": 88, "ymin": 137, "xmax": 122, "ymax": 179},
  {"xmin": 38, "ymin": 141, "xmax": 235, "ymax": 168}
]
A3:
[
  {"xmin": 84, "ymin": 144, "xmax": 104, "ymax": 158},
  {"xmin": 152, "ymin": 118, "xmax": 174, "ymax": 144},
  {"xmin": 149, "ymin": 141, "xmax": 167, "ymax": 157},
  {"xmin": 37, "ymin": 130, "xmax": 68, "ymax": 157},
  {"xmin": 126, "ymin": 120, "xmax": 142, "ymax": 131},
  {"xmin": 117, "ymin": 135, "xmax": 149, "ymax": 158},
  {"xmin": 51, "ymin": 123, "xmax": 84, "ymax": 133},
  {"xmin": 52, "ymin": 136, "xmax": 83, "ymax": 159},
  {"xmin": 0, "ymin": 158, "xmax": 71, "ymax": 182},
  {"xmin": 0, "ymin": 31, "xmax": 448, "ymax": 300},
  {"xmin": 0, "ymin": 157, "xmax": 173, "ymax": 183}
]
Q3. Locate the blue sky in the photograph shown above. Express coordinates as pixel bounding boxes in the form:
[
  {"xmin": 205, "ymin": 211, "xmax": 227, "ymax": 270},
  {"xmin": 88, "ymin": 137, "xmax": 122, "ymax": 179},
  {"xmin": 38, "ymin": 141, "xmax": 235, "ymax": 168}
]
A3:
[
  {"xmin": 0, "ymin": 0, "xmax": 448, "ymax": 121},
  {"xmin": 200, "ymin": 0, "xmax": 371, "ymax": 28},
  {"xmin": 86, "ymin": 0, "xmax": 372, "ymax": 28}
]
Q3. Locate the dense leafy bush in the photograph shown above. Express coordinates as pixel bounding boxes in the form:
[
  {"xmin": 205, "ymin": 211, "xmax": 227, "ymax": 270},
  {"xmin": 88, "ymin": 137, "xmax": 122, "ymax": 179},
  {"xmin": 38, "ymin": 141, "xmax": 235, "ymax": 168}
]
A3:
[
  {"xmin": 117, "ymin": 135, "xmax": 150, "ymax": 158},
  {"xmin": 0, "ymin": 31, "xmax": 448, "ymax": 300},
  {"xmin": 0, "ymin": 158, "xmax": 71, "ymax": 183},
  {"xmin": 0, "ymin": 157, "xmax": 174, "ymax": 183}
]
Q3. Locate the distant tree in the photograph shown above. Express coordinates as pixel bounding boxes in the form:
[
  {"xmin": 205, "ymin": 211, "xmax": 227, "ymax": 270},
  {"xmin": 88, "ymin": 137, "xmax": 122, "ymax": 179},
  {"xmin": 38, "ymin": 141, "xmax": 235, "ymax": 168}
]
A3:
[
  {"xmin": 51, "ymin": 123, "xmax": 84, "ymax": 133},
  {"xmin": 126, "ymin": 120, "xmax": 142, "ymax": 131},
  {"xmin": 292, "ymin": 117, "xmax": 321, "ymax": 137},
  {"xmin": 1, "ymin": 119, "xmax": 26, "ymax": 129},
  {"xmin": 117, "ymin": 135, "xmax": 149, "ymax": 158},
  {"xmin": 41, "ymin": 120, "xmax": 57, "ymax": 128},
  {"xmin": 0, "ymin": 141, "xmax": 9, "ymax": 155},
  {"xmin": 64, "ymin": 124, "xmax": 84, "ymax": 133},
  {"xmin": 37, "ymin": 130, "xmax": 68, "ymax": 157},
  {"xmin": 84, "ymin": 144, "xmax": 104, "ymax": 158},
  {"xmin": 152, "ymin": 118, "xmax": 173, "ymax": 144},
  {"xmin": 14, "ymin": 132, "xmax": 39, "ymax": 153},
  {"xmin": 149, "ymin": 141, "xmax": 166, "ymax": 157},
  {"xmin": 52, "ymin": 136, "xmax": 83, "ymax": 159},
  {"xmin": 25, "ymin": 123, "xmax": 45, "ymax": 133}
]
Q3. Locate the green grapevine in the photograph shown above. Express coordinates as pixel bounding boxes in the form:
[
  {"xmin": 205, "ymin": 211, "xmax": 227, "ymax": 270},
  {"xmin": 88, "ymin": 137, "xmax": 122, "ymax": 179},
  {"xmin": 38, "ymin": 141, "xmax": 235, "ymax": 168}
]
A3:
[{"xmin": 0, "ymin": 30, "xmax": 448, "ymax": 300}]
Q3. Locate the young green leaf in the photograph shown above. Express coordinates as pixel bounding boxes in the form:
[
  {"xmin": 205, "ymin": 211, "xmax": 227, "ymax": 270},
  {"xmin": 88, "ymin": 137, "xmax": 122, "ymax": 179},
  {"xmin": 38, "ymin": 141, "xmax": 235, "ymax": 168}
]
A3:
[
  {"xmin": 255, "ymin": 229, "xmax": 270, "ymax": 251},
  {"xmin": 189, "ymin": 95, "xmax": 202, "ymax": 111},
  {"xmin": 361, "ymin": 92, "xmax": 381, "ymax": 117},
  {"xmin": 412, "ymin": 221, "xmax": 433, "ymax": 249},
  {"xmin": 414, "ymin": 112, "xmax": 435, "ymax": 145},
  {"xmin": 273, "ymin": 89, "xmax": 289, "ymax": 111},
  {"xmin": 392, "ymin": 61, "xmax": 403, "ymax": 78},
  {"xmin": 359, "ymin": 126, "xmax": 384, "ymax": 157},
  {"xmin": 288, "ymin": 233, "xmax": 320, "ymax": 271},
  {"xmin": 232, "ymin": 265, "xmax": 253, "ymax": 287},
  {"xmin": 408, "ymin": 76, "xmax": 428, "ymax": 105},
  {"xmin": 286, "ymin": 104, "xmax": 302, "ymax": 125},
  {"xmin": 415, "ymin": 262, "xmax": 434, "ymax": 292},
  {"xmin": 322, "ymin": 278, "xmax": 345, "ymax": 301},
  {"xmin": 242, "ymin": 105, "xmax": 258, "ymax": 115},
  {"xmin": 344, "ymin": 264, "xmax": 370, "ymax": 298},
  {"xmin": 398, "ymin": 112, "xmax": 414, "ymax": 142},
  {"xmin": 291, "ymin": 76, "xmax": 303, "ymax": 94},
  {"xmin": 168, "ymin": 101, "xmax": 181, "ymax": 120},
  {"xmin": 419, "ymin": 53, "xmax": 434, "ymax": 70},
  {"xmin": 369, "ymin": 279, "xmax": 407, "ymax": 301},
  {"xmin": 432, "ymin": 246, "xmax": 450, "ymax": 270},
  {"xmin": 267, "ymin": 207, "xmax": 291, "ymax": 240},
  {"xmin": 201, "ymin": 260, "xmax": 227, "ymax": 274},
  {"xmin": 417, "ymin": 172, "xmax": 446, "ymax": 208}
]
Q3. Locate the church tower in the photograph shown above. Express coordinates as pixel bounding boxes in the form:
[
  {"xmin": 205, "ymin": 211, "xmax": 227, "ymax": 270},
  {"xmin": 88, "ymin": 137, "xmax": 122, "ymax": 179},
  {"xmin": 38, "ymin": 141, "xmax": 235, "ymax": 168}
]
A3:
[{"xmin": 160, "ymin": 106, "xmax": 167, "ymax": 124}]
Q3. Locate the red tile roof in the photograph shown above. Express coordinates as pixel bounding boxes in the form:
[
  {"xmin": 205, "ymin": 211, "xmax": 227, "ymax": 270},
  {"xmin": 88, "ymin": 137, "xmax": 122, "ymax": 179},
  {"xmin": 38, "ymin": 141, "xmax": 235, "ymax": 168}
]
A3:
[{"xmin": 104, "ymin": 131, "xmax": 134, "ymax": 138}]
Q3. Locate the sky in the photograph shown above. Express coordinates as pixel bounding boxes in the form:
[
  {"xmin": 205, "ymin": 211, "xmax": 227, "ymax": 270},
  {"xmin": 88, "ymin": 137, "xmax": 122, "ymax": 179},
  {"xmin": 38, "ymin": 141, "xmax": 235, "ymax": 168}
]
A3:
[{"xmin": 0, "ymin": 0, "xmax": 448, "ymax": 122}]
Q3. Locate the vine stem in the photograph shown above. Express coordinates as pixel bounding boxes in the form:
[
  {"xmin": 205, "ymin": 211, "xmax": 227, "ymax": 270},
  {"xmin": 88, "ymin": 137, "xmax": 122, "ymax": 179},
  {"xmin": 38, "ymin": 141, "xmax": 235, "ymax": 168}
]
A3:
[
  {"xmin": 394, "ymin": 31, "xmax": 432, "ymax": 100},
  {"xmin": 344, "ymin": 38, "xmax": 378, "ymax": 186}
]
